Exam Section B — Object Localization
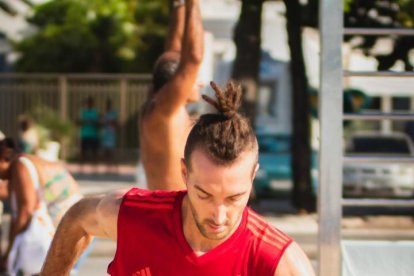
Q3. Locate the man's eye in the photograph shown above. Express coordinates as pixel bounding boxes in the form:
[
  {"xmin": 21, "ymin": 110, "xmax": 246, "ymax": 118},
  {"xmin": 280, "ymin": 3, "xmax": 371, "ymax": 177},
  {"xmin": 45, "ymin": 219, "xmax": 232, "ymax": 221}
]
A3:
[
  {"xmin": 229, "ymin": 196, "xmax": 242, "ymax": 202},
  {"xmin": 198, "ymin": 194, "xmax": 209, "ymax": 200}
]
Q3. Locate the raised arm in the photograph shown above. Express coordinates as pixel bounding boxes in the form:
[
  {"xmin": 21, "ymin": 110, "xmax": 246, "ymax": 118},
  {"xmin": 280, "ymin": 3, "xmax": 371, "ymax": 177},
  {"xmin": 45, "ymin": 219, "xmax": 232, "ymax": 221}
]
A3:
[
  {"xmin": 40, "ymin": 189, "xmax": 127, "ymax": 275},
  {"xmin": 155, "ymin": 0, "xmax": 204, "ymax": 114},
  {"xmin": 275, "ymin": 242, "xmax": 315, "ymax": 276},
  {"xmin": 165, "ymin": 0, "xmax": 186, "ymax": 52}
]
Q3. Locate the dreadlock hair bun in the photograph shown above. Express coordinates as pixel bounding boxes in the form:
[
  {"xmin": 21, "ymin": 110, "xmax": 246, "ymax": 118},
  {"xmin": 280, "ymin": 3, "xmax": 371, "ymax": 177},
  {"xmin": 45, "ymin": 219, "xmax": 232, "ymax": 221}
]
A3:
[
  {"xmin": 202, "ymin": 81, "xmax": 242, "ymax": 119},
  {"xmin": 184, "ymin": 80, "xmax": 258, "ymax": 169}
]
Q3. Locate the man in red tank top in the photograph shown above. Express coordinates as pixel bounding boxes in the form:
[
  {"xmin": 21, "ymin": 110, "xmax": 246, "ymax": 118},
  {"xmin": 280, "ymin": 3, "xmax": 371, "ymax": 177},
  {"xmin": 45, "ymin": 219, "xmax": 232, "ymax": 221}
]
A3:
[{"xmin": 41, "ymin": 81, "xmax": 315, "ymax": 275}]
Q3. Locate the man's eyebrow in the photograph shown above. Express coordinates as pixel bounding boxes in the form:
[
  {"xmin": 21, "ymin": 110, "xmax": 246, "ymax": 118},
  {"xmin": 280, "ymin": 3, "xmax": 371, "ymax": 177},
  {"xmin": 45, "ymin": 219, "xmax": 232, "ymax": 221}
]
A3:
[
  {"xmin": 194, "ymin": 185, "xmax": 212, "ymax": 196},
  {"xmin": 194, "ymin": 185, "xmax": 248, "ymax": 198}
]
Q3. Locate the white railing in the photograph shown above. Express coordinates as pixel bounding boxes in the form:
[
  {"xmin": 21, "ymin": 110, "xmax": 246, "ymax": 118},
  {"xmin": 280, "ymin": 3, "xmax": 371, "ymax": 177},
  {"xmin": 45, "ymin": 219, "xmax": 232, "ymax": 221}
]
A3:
[{"xmin": 0, "ymin": 74, "xmax": 151, "ymax": 160}]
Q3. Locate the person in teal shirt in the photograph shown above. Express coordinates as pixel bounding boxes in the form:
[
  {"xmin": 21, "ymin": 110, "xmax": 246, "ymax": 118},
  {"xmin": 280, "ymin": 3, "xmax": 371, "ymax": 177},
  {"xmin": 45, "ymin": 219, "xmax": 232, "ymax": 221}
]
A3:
[
  {"xmin": 79, "ymin": 97, "xmax": 100, "ymax": 162},
  {"xmin": 101, "ymin": 98, "xmax": 118, "ymax": 173}
]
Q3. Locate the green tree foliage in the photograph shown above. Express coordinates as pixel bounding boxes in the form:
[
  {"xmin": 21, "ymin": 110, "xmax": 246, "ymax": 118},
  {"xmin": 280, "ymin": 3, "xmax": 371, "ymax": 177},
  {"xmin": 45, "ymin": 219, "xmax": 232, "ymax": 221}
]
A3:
[
  {"xmin": 344, "ymin": 0, "xmax": 414, "ymax": 71},
  {"xmin": 12, "ymin": 0, "xmax": 168, "ymax": 73},
  {"xmin": 0, "ymin": 0, "xmax": 32, "ymax": 16},
  {"xmin": 133, "ymin": 0, "xmax": 169, "ymax": 73},
  {"xmin": 0, "ymin": 0, "xmax": 33, "ymax": 51},
  {"xmin": 300, "ymin": 0, "xmax": 414, "ymax": 71},
  {"xmin": 29, "ymin": 104, "xmax": 76, "ymax": 144}
]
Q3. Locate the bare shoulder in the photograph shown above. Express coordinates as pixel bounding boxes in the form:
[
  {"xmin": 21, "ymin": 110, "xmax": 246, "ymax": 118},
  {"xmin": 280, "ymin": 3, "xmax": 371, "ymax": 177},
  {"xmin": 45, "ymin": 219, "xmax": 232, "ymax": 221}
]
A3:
[
  {"xmin": 97, "ymin": 188, "xmax": 128, "ymax": 217},
  {"xmin": 10, "ymin": 156, "xmax": 35, "ymax": 188},
  {"xmin": 275, "ymin": 241, "xmax": 315, "ymax": 276},
  {"xmin": 95, "ymin": 188, "xmax": 130, "ymax": 240}
]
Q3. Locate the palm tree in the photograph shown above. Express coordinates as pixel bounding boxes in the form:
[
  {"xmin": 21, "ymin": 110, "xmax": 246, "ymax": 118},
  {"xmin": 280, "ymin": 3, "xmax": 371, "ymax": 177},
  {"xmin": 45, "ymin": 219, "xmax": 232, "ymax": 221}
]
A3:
[
  {"xmin": 231, "ymin": 0, "xmax": 264, "ymax": 127},
  {"xmin": 283, "ymin": 0, "xmax": 315, "ymax": 212},
  {"xmin": 232, "ymin": 0, "xmax": 315, "ymax": 212}
]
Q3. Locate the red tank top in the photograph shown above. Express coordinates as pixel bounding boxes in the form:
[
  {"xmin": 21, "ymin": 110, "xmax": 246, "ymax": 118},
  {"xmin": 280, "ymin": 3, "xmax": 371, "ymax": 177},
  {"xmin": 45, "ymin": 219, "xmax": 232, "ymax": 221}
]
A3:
[{"xmin": 108, "ymin": 188, "xmax": 293, "ymax": 276}]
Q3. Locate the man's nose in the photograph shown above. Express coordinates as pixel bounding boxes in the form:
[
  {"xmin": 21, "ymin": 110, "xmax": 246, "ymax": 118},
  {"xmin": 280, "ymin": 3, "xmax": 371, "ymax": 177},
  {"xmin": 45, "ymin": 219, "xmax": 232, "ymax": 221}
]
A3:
[{"xmin": 212, "ymin": 204, "xmax": 227, "ymax": 225}]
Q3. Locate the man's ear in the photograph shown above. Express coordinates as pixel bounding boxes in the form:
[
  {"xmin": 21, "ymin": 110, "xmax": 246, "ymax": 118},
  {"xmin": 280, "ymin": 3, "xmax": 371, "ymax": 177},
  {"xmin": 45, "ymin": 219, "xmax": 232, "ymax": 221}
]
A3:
[{"xmin": 181, "ymin": 158, "xmax": 188, "ymax": 187}]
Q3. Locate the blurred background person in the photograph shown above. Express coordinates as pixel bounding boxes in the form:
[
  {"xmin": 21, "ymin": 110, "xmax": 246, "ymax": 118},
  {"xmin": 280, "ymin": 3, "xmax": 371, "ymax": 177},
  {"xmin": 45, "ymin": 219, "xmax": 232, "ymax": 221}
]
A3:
[
  {"xmin": 78, "ymin": 96, "xmax": 100, "ymax": 163},
  {"xmin": 138, "ymin": 0, "xmax": 204, "ymax": 190},
  {"xmin": 101, "ymin": 98, "xmax": 118, "ymax": 174},
  {"xmin": 0, "ymin": 138, "xmax": 84, "ymax": 275},
  {"xmin": 17, "ymin": 116, "xmax": 39, "ymax": 155}
]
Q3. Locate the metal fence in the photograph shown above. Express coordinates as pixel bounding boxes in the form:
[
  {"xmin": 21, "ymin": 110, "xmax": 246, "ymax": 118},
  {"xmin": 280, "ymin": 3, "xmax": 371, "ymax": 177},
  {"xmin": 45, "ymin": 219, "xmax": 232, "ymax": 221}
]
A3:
[
  {"xmin": 0, "ymin": 74, "xmax": 151, "ymax": 161},
  {"xmin": 319, "ymin": 1, "xmax": 414, "ymax": 274}
]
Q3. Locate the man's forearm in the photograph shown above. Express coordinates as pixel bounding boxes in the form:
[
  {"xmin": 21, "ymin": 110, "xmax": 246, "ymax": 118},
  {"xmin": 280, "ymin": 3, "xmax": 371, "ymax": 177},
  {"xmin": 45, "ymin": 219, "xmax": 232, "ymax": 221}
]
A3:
[
  {"xmin": 181, "ymin": 0, "xmax": 204, "ymax": 64},
  {"xmin": 41, "ymin": 224, "xmax": 92, "ymax": 275},
  {"xmin": 41, "ymin": 198, "xmax": 102, "ymax": 275},
  {"xmin": 165, "ymin": 0, "xmax": 186, "ymax": 52}
]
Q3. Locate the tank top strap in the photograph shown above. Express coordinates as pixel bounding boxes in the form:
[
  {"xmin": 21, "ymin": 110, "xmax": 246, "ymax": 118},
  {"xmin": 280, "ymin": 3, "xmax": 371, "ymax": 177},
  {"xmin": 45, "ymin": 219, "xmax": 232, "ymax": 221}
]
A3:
[
  {"xmin": 18, "ymin": 157, "xmax": 41, "ymax": 191},
  {"xmin": 11, "ymin": 157, "xmax": 43, "ymax": 219}
]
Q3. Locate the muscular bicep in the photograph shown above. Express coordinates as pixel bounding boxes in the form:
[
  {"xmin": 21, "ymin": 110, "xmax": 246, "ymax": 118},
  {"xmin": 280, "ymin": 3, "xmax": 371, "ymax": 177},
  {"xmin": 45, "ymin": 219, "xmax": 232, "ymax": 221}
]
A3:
[
  {"xmin": 275, "ymin": 242, "xmax": 316, "ymax": 276},
  {"xmin": 62, "ymin": 189, "xmax": 126, "ymax": 241},
  {"xmin": 94, "ymin": 189, "xmax": 127, "ymax": 240}
]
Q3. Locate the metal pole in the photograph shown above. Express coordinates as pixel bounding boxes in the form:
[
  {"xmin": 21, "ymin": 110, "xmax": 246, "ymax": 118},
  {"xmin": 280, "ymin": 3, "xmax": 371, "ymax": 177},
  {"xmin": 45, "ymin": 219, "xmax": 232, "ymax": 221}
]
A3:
[
  {"xmin": 344, "ymin": 71, "xmax": 414, "ymax": 77},
  {"xmin": 119, "ymin": 78, "xmax": 127, "ymax": 159},
  {"xmin": 343, "ymin": 113, "xmax": 414, "ymax": 121},
  {"xmin": 343, "ymin": 156, "xmax": 414, "ymax": 164},
  {"xmin": 411, "ymin": 96, "xmax": 414, "ymax": 112},
  {"xmin": 342, "ymin": 198, "xmax": 414, "ymax": 207},
  {"xmin": 59, "ymin": 76, "xmax": 68, "ymax": 120},
  {"xmin": 381, "ymin": 96, "xmax": 392, "ymax": 134},
  {"xmin": 344, "ymin": 28, "xmax": 414, "ymax": 36},
  {"xmin": 318, "ymin": 0, "xmax": 343, "ymax": 275},
  {"xmin": 59, "ymin": 76, "xmax": 68, "ymax": 159}
]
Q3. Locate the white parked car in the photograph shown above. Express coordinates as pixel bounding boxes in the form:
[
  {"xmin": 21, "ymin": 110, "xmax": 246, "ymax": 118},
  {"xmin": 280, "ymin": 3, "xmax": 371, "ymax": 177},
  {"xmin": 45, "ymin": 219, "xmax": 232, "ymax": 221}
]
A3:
[{"xmin": 343, "ymin": 132, "xmax": 414, "ymax": 198}]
